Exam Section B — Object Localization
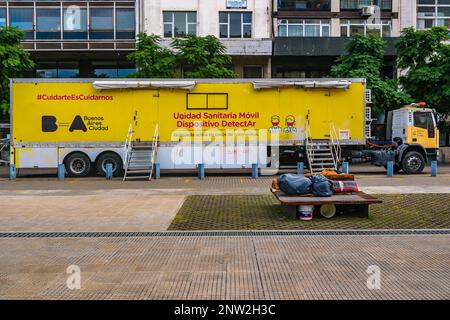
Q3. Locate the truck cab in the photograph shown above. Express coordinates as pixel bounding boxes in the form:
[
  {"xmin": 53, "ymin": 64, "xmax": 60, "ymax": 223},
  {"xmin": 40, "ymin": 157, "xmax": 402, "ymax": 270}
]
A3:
[{"xmin": 387, "ymin": 103, "xmax": 439, "ymax": 173}]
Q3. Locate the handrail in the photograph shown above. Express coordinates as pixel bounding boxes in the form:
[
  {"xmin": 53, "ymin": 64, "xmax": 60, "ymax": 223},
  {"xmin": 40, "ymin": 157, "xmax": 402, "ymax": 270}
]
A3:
[
  {"xmin": 304, "ymin": 120, "xmax": 314, "ymax": 174},
  {"xmin": 329, "ymin": 122, "xmax": 341, "ymax": 170},
  {"xmin": 122, "ymin": 123, "xmax": 133, "ymax": 181},
  {"xmin": 149, "ymin": 123, "xmax": 159, "ymax": 180}
]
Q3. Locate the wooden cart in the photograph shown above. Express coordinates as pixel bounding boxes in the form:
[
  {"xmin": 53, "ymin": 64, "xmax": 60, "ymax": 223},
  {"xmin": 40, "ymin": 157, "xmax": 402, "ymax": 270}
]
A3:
[{"xmin": 271, "ymin": 189, "xmax": 382, "ymax": 219}]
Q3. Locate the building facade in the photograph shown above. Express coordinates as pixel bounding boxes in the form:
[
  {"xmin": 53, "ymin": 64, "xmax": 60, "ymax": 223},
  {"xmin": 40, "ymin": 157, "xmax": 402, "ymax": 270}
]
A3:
[
  {"xmin": 0, "ymin": 0, "xmax": 138, "ymax": 77},
  {"xmin": 272, "ymin": 0, "xmax": 402, "ymax": 78},
  {"xmin": 0, "ymin": 0, "xmax": 449, "ymax": 79},
  {"xmin": 142, "ymin": 0, "xmax": 273, "ymax": 78}
]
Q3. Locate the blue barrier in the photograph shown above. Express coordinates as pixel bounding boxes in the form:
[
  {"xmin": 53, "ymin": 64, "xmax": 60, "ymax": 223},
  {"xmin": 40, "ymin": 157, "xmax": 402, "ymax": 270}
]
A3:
[
  {"xmin": 198, "ymin": 163, "xmax": 205, "ymax": 180},
  {"xmin": 9, "ymin": 164, "xmax": 16, "ymax": 180},
  {"xmin": 154, "ymin": 163, "xmax": 161, "ymax": 179},
  {"xmin": 106, "ymin": 163, "xmax": 113, "ymax": 180},
  {"xmin": 387, "ymin": 161, "xmax": 394, "ymax": 177},
  {"xmin": 342, "ymin": 162, "xmax": 349, "ymax": 174},
  {"xmin": 431, "ymin": 160, "xmax": 437, "ymax": 177},
  {"xmin": 252, "ymin": 163, "xmax": 258, "ymax": 179},
  {"xmin": 58, "ymin": 164, "xmax": 65, "ymax": 181},
  {"xmin": 297, "ymin": 162, "xmax": 304, "ymax": 175}
]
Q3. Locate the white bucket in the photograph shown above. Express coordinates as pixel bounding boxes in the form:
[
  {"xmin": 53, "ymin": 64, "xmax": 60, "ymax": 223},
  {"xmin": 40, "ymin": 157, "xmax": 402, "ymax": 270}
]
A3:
[{"xmin": 298, "ymin": 205, "xmax": 314, "ymax": 221}]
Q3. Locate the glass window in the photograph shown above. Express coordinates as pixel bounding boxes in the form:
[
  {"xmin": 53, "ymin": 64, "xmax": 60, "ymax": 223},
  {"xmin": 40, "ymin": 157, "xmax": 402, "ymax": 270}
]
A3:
[
  {"xmin": 279, "ymin": 0, "xmax": 331, "ymax": 10},
  {"xmin": 0, "ymin": 8, "xmax": 6, "ymax": 27},
  {"xmin": 10, "ymin": 8, "xmax": 34, "ymax": 39},
  {"xmin": 63, "ymin": 6, "xmax": 87, "ymax": 39},
  {"xmin": 277, "ymin": 19, "xmax": 330, "ymax": 37},
  {"xmin": 243, "ymin": 66, "xmax": 263, "ymax": 78},
  {"xmin": 163, "ymin": 11, "xmax": 197, "ymax": 38},
  {"xmin": 219, "ymin": 12, "xmax": 252, "ymax": 38},
  {"xmin": 414, "ymin": 112, "xmax": 433, "ymax": 130},
  {"xmin": 340, "ymin": 19, "xmax": 391, "ymax": 37},
  {"xmin": 36, "ymin": 8, "xmax": 61, "ymax": 40},
  {"xmin": 90, "ymin": 8, "xmax": 114, "ymax": 39},
  {"xmin": 340, "ymin": 0, "xmax": 392, "ymax": 10},
  {"xmin": 417, "ymin": 0, "xmax": 450, "ymax": 31},
  {"xmin": 116, "ymin": 8, "xmax": 135, "ymax": 39},
  {"xmin": 36, "ymin": 62, "xmax": 79, "ymax": 78}
]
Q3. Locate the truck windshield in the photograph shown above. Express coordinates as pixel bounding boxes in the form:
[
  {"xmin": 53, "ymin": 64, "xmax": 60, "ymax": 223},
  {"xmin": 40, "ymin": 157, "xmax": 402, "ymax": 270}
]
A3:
[{"xmin": 413, "ymin": 112, "xmax": 434, "ymax": 131}]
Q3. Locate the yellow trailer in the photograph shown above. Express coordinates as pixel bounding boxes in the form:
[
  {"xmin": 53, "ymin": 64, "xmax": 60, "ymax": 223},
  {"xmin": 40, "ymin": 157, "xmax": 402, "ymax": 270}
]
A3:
[{"xmin": 8, "ymin": 79, "xmax": 437, "ymax": 177}]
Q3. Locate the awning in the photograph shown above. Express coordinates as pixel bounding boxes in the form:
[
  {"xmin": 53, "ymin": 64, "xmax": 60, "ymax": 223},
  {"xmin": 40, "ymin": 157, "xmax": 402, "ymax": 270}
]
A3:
[
  {"xmin": 93, "ymin": 80, "xmax": 196, "ymax": 90},
  {"xmin": 252, "ymin": 80, "xmax": 352, "ymax": 90}
]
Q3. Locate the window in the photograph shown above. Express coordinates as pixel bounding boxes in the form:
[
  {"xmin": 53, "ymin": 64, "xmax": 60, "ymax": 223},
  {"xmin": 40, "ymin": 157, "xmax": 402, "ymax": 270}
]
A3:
[
  {"xmin": 116, "ymin": 8, "xmax": 135, "ymax": 39},
  {"xmin": 219, "ymin": 12, "xmax": 252, "ymax": 38},
  {"xmin": 93, "ymin": 62, "xmax": 136, "ymax": 78},
  {"xmin": 414, "ymin": 112, "xmax": 434, "ymax": 131},
  {"xmin": 278, "ymin": 0, "xmax": 331, "ymax": 10},
  {"xmin": 278, "ymin": 19, "xmax": 330, "ymax": 37},
  {"xmin": 163, "ymin": 11, "xmax": 197, "ymax": 38},
  {"xmin": 10, "ymin": 8, "xmax": 34, "ymax": 39},
  {"xmin": 417, "ymin": 0, "xmax": 450, "ymax": 31},
  {"xmin": 340, "ymin": 19, "xmax": 392, "ymax": 37},
  {"xmin": 340, "ymin": 0, "xmax": 392, "ymax": 10},
  {"xmin": 243, "ymin": 66, "xmax": 263, "ymax": 78},
  {"xmin": 0, "ymin": 8, "xmax": 6, "ymax": 27},
  {"xmin": 36, "ymin": 62, "xmax": 79, "ymax": 78},
  {"xmin": 90, "ymin": 8, "xmax": 114, "ymax": 39},
  {"xmin": 36, "ymin": 8, "xmax": 61, "ymax": 40},
  {"xmin": 63, "ymin": 6, "xmax": 87, "ymax": 39}
]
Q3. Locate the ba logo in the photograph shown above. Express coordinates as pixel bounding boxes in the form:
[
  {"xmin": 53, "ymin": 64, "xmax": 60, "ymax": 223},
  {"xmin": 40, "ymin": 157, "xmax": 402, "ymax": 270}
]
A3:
[{"xmin": 41, "ymin": 115, "xmax": 87, "ymax": 132}]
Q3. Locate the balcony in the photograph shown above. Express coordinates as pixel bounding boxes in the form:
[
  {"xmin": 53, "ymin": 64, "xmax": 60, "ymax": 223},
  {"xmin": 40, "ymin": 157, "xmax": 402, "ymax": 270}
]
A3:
[{"xmin": 273, "ymin": 37, "xmax": 398, "ymax": 56}]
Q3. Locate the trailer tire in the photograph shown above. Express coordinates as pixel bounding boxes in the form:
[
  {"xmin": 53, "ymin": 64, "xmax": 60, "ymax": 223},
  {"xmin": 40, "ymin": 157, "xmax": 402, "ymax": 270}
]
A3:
[
  {"xmin": 402, "ymin": 151, "xmax": 425, "ymax": 174},
  {"xmin": 96, "ymin": 152, "xmax": 123, "ymax": 177},
  {"xmin": 64, "ymin": 153, "xmax": 92, "ymax": 177}
]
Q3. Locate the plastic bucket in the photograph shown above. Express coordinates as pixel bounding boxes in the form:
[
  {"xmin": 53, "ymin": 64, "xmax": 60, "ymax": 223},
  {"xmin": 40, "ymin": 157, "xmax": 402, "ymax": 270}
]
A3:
[{"xmin": 297, "ymin": 205, "xmax": 314, "ymax": 221}]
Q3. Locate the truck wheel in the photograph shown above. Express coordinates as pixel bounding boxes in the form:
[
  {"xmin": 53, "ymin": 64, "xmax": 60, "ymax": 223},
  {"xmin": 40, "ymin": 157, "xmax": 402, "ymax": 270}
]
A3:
[
  {"xmin": 402, "ymin": 151, "xmax": 425, "ymax": 174},
  {"xmin": 96, "ymin": 153, "xmax": 123, "ymax": 177},
  {"xmin": 64, "ymin": 153, "xmax": 92, "ymax": 177}
]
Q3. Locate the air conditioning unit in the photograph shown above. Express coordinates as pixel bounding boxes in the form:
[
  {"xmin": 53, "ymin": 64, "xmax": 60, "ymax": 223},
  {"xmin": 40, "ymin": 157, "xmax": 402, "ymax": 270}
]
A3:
[{"xmin": 361, "ymin": 6, "xmax": 375, "ymax": 17}]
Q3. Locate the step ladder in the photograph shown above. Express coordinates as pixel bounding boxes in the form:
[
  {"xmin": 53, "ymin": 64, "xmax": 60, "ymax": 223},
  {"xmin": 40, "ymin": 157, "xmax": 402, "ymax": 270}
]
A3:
[
  {"xmin": 123, "ymin": 124, "xmax": 159, "ymax": 181},
  {"xmin": 305, "ymin": 122, "xmax": 341, "ymax": 173}
]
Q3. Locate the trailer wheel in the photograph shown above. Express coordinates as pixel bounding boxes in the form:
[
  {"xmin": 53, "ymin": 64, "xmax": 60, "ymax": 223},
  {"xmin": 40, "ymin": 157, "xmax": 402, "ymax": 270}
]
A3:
[
  {"xmin": 402, "ymin": 151, "xmax": 425, "ymax": 174},
  {"xmin": 64, "ymin": 153, "xmax": 92, "ymax": 177},
  {"xmin": 96, "ymin": 153, "xmax": 123, "ymax": 177}
]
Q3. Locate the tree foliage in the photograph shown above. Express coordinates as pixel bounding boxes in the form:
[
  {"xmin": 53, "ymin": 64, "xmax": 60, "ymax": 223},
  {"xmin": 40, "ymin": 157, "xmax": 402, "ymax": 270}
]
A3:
[
  {"xmin": 396, "ymin": 27, "xmax": 450, "ymax": 118},
  {"xmin": 0, "ymin": 27, "xmax": 35, "ymax": 119},
  {"xmin": 127, "ymin": 33, "xmax": 177, "ymax": 78},
  {"xmin": 172, "ymin": 35, "xmax": 236, "ymax": 78},
  {"xmin": 331, "ymin": 34, "xmax": 411, "ymax": 115}
]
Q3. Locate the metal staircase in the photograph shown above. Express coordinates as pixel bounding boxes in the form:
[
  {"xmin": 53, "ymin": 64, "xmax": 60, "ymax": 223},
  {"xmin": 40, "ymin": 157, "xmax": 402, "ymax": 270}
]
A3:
[
  {"xmin": 305, "ymin": 122, "xmax": 341, "ymax": 173},
  {"xmin": 123, "ymin": 124, "xmax": 159, "ymax": 181}
]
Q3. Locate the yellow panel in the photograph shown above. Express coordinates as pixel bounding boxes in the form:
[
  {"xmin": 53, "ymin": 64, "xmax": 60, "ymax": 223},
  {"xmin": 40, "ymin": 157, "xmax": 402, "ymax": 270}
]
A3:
[
  {"xmin": 207, "ymin": 94, "xmax": 227, "ymax": 109},
  {"xmin": 187, "ymin": 94, "xmax": 207, "ymax": 110}
]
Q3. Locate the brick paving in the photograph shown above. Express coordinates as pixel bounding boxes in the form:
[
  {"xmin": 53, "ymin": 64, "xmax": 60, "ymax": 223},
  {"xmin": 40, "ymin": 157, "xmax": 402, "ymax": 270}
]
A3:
[
  {"xmin": 0, "ymin": 195, "xmax": 184, "ymax": 232},
  {"xmin": 0, "ymin": 234, "xmax": 448, "ymax": 299},
  {"xmin": 169, "ymin": 194, "xmax": 450, "ymax": 230}
]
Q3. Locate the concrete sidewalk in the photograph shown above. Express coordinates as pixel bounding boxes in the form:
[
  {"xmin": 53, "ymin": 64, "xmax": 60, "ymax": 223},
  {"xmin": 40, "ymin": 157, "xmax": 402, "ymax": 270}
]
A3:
[{"xmin": 0, "ymin": 233, "xmax": 448, "ymax": 299}]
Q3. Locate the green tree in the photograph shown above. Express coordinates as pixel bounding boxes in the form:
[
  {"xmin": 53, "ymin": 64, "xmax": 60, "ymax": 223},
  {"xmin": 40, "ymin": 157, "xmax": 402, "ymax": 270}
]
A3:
[
  {"xmin": 127, "ymin": 33, "xmax": 177, "ymax": 78},
  {"xmin": 396, "ymin": 27, "xmax": 450, "ymax": 118},
  {"xmin": 172, "ymin": 35, "xmax": 236, "ymax": 78},
  {"xmin": 0, "ymin": 27, "xmax": 35, "ymax": 119},
  {"xmin": 331, "ymin": 34, "xmax": 411, "ymax": 115}
]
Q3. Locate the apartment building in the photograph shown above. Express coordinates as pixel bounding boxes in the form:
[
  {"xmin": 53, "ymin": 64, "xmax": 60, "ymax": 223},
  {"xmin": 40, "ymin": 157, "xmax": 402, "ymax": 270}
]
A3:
[
  {"xmin": 0, "ymin": 0, "xmax": 138, "ymax": 77},
  {"xmin": 142, "ymin": 0, "xmax": 273, "ymax": 78},
  {"xmin": 272, "ymin": 0, "xmax": 401, "ymax": 78}
]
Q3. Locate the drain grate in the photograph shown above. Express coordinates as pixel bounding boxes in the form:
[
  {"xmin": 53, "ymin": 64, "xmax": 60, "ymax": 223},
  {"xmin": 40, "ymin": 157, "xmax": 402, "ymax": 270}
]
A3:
[{"xmin": 0, "ymin": 229, "xmax": 449, "ymax": 238}]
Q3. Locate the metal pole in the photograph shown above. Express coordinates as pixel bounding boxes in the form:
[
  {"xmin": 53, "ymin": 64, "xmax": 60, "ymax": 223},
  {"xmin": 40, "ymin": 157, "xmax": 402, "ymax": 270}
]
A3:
[
  {"xmin": 154, "ymin": 163, "xmax": 160, "ymax": 179},
  {"xmin": 252, "ymin": 163, "xmax": 258, "ymax": 179},
  {"xmin": 198, "ymin": 163, "xmax": 205, "ymax": 180},
  {"xmin": 431, "ymin": 160, "xmax": 437, "ymax": 177},
  {"xmin": 342, "ymin": 162, "xmax": 349, "ymax": 174},
  {"xmin": 387, "ymin": 160, "xmax": 394, "ymax": 177},
  {"xmin": 106, "ymin": 163, "xmax": 113, "ymax": 180}
]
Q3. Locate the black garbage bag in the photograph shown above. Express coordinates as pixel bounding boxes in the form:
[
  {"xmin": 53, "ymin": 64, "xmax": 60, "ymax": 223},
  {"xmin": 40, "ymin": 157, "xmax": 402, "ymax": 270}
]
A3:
[
  {"xmin": 278, "ymin": 173, "xmax": 312, "ymax": 195},
  {"xmin": 310, "ymin": 174, "xmax": 333, "ymax": 197}
]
